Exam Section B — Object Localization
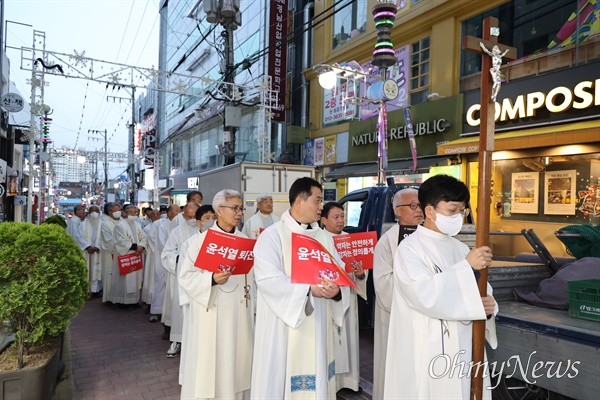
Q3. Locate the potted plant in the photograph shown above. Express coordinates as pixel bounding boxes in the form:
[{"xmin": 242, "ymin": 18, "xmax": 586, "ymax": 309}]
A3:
[{"xmin": 0, "ymin": 222, "xmax": 88, "ymax": 399}]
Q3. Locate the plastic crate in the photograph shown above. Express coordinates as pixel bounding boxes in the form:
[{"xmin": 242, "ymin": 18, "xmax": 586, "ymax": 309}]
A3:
[{"xmin": 567, "ymin": 279, "xmax": 600, "ymax": 322}]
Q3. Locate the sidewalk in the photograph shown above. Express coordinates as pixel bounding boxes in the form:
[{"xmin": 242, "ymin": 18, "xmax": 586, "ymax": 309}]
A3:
[{"xmin": 55, "ymin": 297, "xmax": 374, "ymax": 400}]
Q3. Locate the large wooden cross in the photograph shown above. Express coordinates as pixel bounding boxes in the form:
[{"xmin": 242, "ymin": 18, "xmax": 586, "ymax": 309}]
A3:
[{"xmin": 462, "ymin": 16, "xmax": 516, "ymax": 400}]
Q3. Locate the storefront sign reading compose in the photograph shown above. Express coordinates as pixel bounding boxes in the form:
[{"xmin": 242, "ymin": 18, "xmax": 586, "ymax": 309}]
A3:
[{"xmin": 466, "ymin": 78, "xmax": 600, "ymax": 126}]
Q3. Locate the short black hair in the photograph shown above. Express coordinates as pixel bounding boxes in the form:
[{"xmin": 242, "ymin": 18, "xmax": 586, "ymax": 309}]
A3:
[
  {"xmin": 187, "ymin": 190, "xmax": 203, "ymax": 202},
  {"xmin": 159, "ymin": 205, "xmax": 168, "ymax": 212},
  {"xmin": 418, "ymin": 174, "xmax": 469, "ymax": 212},
  {"xmin": 321, "ymin": 202, "xmax": 343, "ymax": 219},
  {"xmin": 289, "ymin": 177, "xmax": 322, "ymax": 206},
  {"xmin": 195, "ymin": 205, "xmax": 215, "ymax": 220},
  {"xmin": 74, "ymin": 204, "xmax": 85, "ymax": 213},
  {"xmin": 143, "ymin": 207, "xmax": 153, "ymax": 215}
]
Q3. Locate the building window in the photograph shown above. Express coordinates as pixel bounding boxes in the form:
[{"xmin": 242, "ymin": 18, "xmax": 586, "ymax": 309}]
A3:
[
  {"xmin": 332, "ymin": 0, "xmax": 367, "ymax": 50},
  {"xmin": 410, "ymin": 37, "xmax": 430, "ymax": 105},
  {"xmin": 460, "ymin": 0, "xmax": 580, "ymax": 77}
]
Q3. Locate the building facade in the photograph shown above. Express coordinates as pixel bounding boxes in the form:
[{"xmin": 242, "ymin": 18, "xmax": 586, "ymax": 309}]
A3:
[{"xmin": 306, "ymin": 0, "xmax": 599, "ymax": 256}]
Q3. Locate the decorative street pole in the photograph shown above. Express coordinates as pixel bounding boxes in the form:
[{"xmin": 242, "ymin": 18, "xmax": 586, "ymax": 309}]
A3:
[{"xmin": 462, "ymin": 17, "xmax": 516, "ymax": 399}]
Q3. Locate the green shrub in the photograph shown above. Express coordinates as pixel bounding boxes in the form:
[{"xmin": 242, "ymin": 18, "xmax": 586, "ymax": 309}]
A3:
[
  {"xmin": 0, "ymin": 222, "xmax": 88, "ymax": 368},
  {"xmin": 41, "ymin": 215, "xmax": 68, "ymax": 229}
]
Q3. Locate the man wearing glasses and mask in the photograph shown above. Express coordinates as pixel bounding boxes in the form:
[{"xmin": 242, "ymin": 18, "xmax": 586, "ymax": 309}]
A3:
[
  {"xmin": 384, "ymin": 174, "xmax": 497, "ymax": 399},
  {"xmin": 372, "ymin": 188, "xmax": 423, "ymax": 400}
]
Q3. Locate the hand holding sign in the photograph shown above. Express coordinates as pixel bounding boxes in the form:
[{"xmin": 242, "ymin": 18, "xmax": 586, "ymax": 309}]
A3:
[
  {"xmin": 194, "ymin": 230, "xmax": 256, "ymax": 275},
  {"xmin": 332, "ymin": 231, "xmax": 378, "ymax": 273},
  {"xmin": 291, "ymin": 233, "xmax": 358, "ymax": 290}
]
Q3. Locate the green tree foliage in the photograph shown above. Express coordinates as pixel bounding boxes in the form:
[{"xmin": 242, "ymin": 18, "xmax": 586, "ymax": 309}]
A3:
[
  {"xmin": 0, "ymin": 222, "xmax": 88, "ymax": 368},
  {"xmin": 41, "ymin": 215, "xmax": 68, "ymax": 229}
]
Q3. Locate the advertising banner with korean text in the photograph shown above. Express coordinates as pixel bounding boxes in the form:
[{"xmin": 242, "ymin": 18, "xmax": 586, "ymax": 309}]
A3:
[
  {"xmin": 117, "ymin": 253, "xmax": 144, "ymax": 275},
  {"xmin": 332, "ymin": 231, "xmax": 378, "ymax": 273},
  {"xmin": 194, "ymin": 230, "xmax": 256, "ymax": 275},
  {"xmin": 291, "ymin": 233, "xmax": 358, "ymax": 289}
]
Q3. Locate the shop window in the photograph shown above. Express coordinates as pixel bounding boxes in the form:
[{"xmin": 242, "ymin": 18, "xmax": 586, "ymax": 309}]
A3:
[
  {"xmin": 410, "ymin": 37, "xmax": 430, "ymax": 105},
  {"xmin": 332, "ymin": 0, "xmax": 368, "ymax": 50}
]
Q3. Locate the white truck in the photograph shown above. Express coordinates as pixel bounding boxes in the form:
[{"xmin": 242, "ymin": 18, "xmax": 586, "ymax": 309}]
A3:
[{"xmin": 195, "ymin": 162, "xmax": 316, "ymax": 223}]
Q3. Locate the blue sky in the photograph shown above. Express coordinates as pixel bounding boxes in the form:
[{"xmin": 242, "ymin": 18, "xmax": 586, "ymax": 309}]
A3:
[{"xmin": 4, "ymin": 0, "xmax": 160, "ymax": 179}]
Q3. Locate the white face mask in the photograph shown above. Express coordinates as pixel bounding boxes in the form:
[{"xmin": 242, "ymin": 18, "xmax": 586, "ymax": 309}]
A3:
[
  {"xmin": 434, "ymin": 212, "xmax": 463, "ymax": 236},
  {"xmin": 112, "ymin": 211, "xmax": 122, "ymax": 219},
  {"xmin": 185, "ymin": 218, "xmax": 197, "ymax": 227},
  {"xmin": 89, "ymin": 212, "xmax": 99, "ymax": 220},
  {"xmin": 160, "ymin": 214, "xmax": 168, "ymax": 219},
  {"xmin": 202, "ymin": 219, "xmax": 215, "ymax": 230},
  {"xmin": 127, "ymin": 215, "xmax": 137, "ymax": 222}
]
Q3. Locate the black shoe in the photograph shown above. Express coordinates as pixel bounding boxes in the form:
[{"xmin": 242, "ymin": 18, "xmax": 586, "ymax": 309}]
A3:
[{"xmin": 162, "ymin": 325, "xmax": 171, "ymax": 340}]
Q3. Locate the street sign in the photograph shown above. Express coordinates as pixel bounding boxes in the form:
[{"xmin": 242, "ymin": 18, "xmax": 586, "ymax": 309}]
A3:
[
  {"xmin": 1, "ymin": 92, "xmax": 25, "ymax": 112},
  {"xmin": 15, "ymin": 196, "xmax": 27, "ymax": 206}
]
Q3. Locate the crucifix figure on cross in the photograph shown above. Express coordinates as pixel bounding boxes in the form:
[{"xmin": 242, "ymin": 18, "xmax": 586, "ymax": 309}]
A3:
[{"xmin": 479, "ymin": 43, "xmax": 510, "ymax": 101}]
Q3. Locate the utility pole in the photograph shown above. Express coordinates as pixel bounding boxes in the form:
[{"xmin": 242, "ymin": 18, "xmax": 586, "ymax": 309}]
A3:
[
  {"xmin": 203, "ymin": 0, "xmax": 241, "ymax": 166},
  {"xmin": 88, "ymin": 129, "xmax": 108, "ymax": 205}
]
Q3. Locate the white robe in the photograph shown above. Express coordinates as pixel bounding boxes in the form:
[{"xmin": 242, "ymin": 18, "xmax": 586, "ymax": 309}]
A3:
[
  {"xmin": 251, "ymin": 210, "xmax": 350, "ymax": 400},
  {"xmin": 81, "ymin": 218, "xmax": 103, "ymax": 293},
  {"xmin": 111, "ymin": 219, "xmax": 147, "ymax": 304},
  {"xmin": 150, "ymin": 219, "xmax": 170, "ymax": 315},
  {"xmin": 322, "ymin": 229, "xmax": 368, "ymax": 392},
  {"xmin": 384, "ymin": 225, "xmax": 498, "ymax": 399},
  {"xmin": 241, "ymin": 211, "xmax": 279, "ymax": 239},
  {"xmin": 178, "ymin": 225, "xmax": 255, "ymax": 400},
  {"xmin": 161, "ymin": 220, "xmax": 198, "ymax": 342},
  {"xmin": 100, "ymin": 217, "xmax": 121, "ymax": 303},
  {"xmin": 67, "ymin": 216, "xmax": 90, "ymax": 251},
  {"xmin": 372, "ymin": 224, "xmax": 399, "ymax": 400},
  {"xmin": 141, "ymin": 221, "xmax": 157, "ymax": 304}
]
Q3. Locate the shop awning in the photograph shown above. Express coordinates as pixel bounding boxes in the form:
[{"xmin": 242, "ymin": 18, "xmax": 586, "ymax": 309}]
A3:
[
  {"xmin": 326, "ymin": 155, "xmax": 453, "ymax": 179},
  {"xmin": 437, "ymin": 120, "xmax": 600, "ymax": 155}
]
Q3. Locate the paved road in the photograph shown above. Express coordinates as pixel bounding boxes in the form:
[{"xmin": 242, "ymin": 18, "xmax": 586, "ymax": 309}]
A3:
[{"xmin": 55, "ymin": 297, "xmax": 374, "ymax": 400}]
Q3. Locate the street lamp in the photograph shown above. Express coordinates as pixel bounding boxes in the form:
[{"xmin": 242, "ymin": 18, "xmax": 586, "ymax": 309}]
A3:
[{"xmin": 27, "ymin": 103, "xmax": 52, "ymax": 224}]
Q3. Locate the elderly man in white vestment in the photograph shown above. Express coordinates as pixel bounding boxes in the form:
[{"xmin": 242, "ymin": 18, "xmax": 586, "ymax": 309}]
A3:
[
  {"xmin": 320, "ymin": 201, "xmax": 367, "ymax": 393},
  {"xmin": 384, "ymin": 174, "xmax": 498, "ymax": 399},
  {"xmin": 241, "ymin": 193, "xmax": 279, "ymax": 239},
  {"xmin": 372, "ymin": 188, "xmax": 423, "ymax": 400},
  {"xmin": 161, "ymin": 202, "xmax": 201, "ymax": 358},
  {"xmin": 251, "ymin": 177, "xmax": 350, "ymax": 400},
  {"xmin": 170, "ymin": 190, "xmax": 203, "ymax": 231},
  {"xmin": 100, "ymin": 203, "xmax": 123, "ymax": 304},
  {"xmin": 67, "ymin": 205, "xmax": 91, "ymax": 252},
  {"xmin": 111, "ymin": 204, "xmax": 147, "ymax": 307},
  {"xmin": 178, "ymin": 190, "xmax": 254, "ymax": 400},
  {"xmin": 80, "ymin": 205, "xmax": 103, "ymax": 294},
  {"xmin": 141, "ymin": 210, "xmax": 160, "ymax": 307}
]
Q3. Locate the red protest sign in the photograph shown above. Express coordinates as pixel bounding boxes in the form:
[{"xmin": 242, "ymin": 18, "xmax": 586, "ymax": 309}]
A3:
[
  {"xmin": 291, "ymin": 233, "xmax": 358, "ymax": 289},
  {"xmin": 117, "ymin": 253, "xmax": 144, "ymax": 275},
  {"xmin": 332, "ymin": 231, "xmax": 378, "ymax": 273},
  {"xmin": 194, "ymin": 229, "xmax": 256, "ymax": 275}
]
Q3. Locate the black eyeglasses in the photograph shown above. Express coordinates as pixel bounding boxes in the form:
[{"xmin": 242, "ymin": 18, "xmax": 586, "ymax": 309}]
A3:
[
  {"xmin": 220, "ymin": 205, "xmax": 246, "ymax": 213},
  {"xmin": 396, "ymin": 203, "xmax": 421, "ymax": 210}
]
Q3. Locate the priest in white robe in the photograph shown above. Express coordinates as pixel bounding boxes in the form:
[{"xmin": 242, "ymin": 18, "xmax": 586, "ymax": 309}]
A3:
[
  {"xmin": 321, "ymin": 201, "xmax": 367, "ymax": 393},
  {"xmin": 372, "ymin": 188, "xmax": 423, "ymax": 400},
  {"xmin": 151, "ymin": 205, "xmax": 180, "ymax": 320},
  {"xmin": 142, "ymin": 210, "xmax": 160, "ymax": 305},
  {"xmin": 67, "ymin": 205, "xmax": 91, "ymax": 252},
  {"xmin": 178, "ymin": 190, "xmax": 254, "ymax": 400},
  {"xmin": 251, "ymin": 177, "xmax": 350, "ymax": 400},
  {"xmin": 112, "ymin": 204, "xmax": 147, "ymax": 306},
  {"xmin": 80, "ymin": 205, "xmax": 103, "ymax": 294},
  {"xmin": 241, "ymin": 193, "xmax": 279, "ymax": 239},
  {"xmin": 161, "ymin": 202, "xmax": 201, "ymax": 357},
  {"xmin": 169, "ymin": 190, "xmax": 203, "ymax": 231},
  {"xmin": 100, "ymin": 203, "xmax": 123, "ymax": 304},
  {"xmin": 384, "ymin": 174, "xmax": 498, "ymax": 399}
]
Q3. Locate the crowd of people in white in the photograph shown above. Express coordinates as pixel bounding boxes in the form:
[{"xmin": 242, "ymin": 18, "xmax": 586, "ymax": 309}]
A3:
[{"xmin": 66, "ymin": 175, "xmax": 497, "ymax": 400}]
